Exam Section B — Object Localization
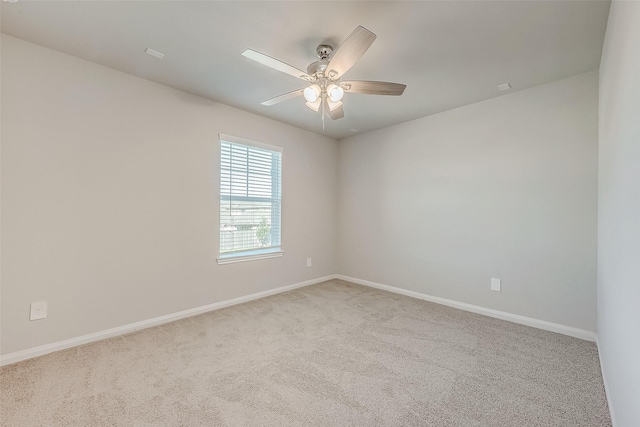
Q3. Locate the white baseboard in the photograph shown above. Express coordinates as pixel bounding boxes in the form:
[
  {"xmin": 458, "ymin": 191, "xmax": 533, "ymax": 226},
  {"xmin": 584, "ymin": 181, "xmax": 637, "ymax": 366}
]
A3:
[
  {"xmin": 335, "ymin": 274, "xmax": 597, "ymax": 342},
  {"xmin": 596, "ymin": 336, "xmax": 617, "ymax": 427},
  {"xmin": 0, "ymin": 275, "xmax": 336, "ymax": 367},
  {"xmin": 1, "ymin": 273, "xmax": 597, "ymax": 367}
]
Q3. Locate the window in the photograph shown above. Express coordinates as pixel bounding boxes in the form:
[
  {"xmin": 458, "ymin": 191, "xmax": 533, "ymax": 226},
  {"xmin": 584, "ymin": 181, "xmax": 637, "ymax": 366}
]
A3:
[{"xmin": 217, "ymin": 134, "xmax": 283, "ymax": 264}]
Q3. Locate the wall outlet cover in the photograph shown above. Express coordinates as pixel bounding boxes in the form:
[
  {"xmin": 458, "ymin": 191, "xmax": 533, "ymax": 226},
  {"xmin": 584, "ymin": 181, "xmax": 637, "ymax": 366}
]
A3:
[
  {"xmin": 30, "ymin": 301, "xmax": 48, "ymax": 320},
  {"xmin": 491, "ymin": 278, "xmax": 501, "ymax": 292}
]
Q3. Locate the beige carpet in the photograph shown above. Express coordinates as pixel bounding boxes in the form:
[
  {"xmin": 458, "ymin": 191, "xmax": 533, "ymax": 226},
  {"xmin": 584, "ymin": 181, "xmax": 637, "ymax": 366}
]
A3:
[{"xmin": 1, "ymin": 279, "xmax": 611, "ymax": 426}]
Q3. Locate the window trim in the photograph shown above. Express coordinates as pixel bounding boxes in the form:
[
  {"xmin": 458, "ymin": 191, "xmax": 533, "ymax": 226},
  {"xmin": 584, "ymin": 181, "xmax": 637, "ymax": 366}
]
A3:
[
  {"xmin": 217, "ymin": 248, "xmax": 284, "ymax": 265},
  {"xmin": 217, "ymin": 133, "xmax": 283, "ymax": 265},
  {"xmin": 218, "ymin": 133, "xmax": 283, "ymax": 154}
]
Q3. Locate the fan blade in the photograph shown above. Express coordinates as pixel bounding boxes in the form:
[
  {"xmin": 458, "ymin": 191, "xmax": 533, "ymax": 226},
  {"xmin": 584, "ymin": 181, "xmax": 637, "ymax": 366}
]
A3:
[
  {"xmin": 326, "ymin": 26, "xmax": 377, "ymax": 78},
  {"xmin": 342, "ymin": 80, "xmax": 406, "ymax": 96},
  {"xmin": 261, "ymin": 89, "xmax": 304, "ymax": 106},
  {"xmin": 242, "ymin": 49, "xmax": 311, "ymax": 81},
  {"xmin": 326, "ymin": 100, "xmax": 345, "ymax": 120}
]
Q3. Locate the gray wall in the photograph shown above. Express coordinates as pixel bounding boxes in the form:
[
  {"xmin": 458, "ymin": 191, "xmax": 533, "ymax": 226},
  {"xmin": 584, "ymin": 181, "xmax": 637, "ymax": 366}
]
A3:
[
  {"xmin": 337, "ymin": 71, "xmax": 599, "ymax": 332},
  {"xmin": 1, "ymin": 35, "xmax": 338, "ymax": 355},
  {"xmin": 598, "ymin": 1, "xmax": 640, "ymax": 425}
]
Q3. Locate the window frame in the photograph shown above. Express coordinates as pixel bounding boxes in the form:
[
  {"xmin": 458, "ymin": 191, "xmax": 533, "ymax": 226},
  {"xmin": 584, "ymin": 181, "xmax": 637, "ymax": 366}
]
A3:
[{"xmin": 216, "ymin": 133, "xmax": 283, "ymax": 265}]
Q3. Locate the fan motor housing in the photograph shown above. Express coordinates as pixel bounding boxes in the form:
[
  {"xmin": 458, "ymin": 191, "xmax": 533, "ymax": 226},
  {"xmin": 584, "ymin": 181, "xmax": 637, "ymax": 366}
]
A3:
[
  {"xmin": 307, "ymin": 59, "xmax": 329, "ymax": 76},
  {"xmin": 307, "ymin": 44, "xmax": 334, "ymax": 76}
]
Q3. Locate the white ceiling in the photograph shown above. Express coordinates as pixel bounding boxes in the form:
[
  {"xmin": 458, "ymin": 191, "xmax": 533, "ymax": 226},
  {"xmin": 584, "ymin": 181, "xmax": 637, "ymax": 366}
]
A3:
[{"xmin": 1, "ymin": 1, "xmax": 610, "ymax": 139}]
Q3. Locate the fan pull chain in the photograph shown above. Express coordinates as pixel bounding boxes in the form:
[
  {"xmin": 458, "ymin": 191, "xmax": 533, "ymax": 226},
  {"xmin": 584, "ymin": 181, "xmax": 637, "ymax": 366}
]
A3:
[{"xmin": 322, "ymin": 96, "xmax": 325, "ymax": 130}]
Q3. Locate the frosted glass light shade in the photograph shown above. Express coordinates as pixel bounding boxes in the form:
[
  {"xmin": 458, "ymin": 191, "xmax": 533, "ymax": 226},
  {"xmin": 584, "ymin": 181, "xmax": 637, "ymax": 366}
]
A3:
[
  {"xmin": 326, "ymin": 99, "xmax": 343, "ymax": 111},
  {"xmin": 305, "ymin": 97, "xmax": 321, "ymax": 112},
  {"xmin": 303, "ymin": 85, "xmax": 321, "ymax": 103},
  {"xmin": 327, "ymin": 84, "xmax": 344, "ymax": 102}
]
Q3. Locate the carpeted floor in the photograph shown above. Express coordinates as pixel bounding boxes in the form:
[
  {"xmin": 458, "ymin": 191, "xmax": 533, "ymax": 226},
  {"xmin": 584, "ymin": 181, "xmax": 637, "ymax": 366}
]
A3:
[{"xmin": 0, "ymin": 279, "xmax": 611, "ymax": 426}]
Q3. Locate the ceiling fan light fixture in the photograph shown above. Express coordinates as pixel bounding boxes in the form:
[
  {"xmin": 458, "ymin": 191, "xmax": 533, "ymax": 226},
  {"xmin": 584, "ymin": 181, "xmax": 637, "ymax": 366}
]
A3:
[
  {"xmin": 305, "ymin": 98, "xmax": 321, "ymax": 112},
  {"xmin": 327, "ymin": 84, "xmax": 344, "ymax": 102},
  {"xmin": 303, "ymin": 85, "xmax": 321, "ymax": 103},
  {"xmin": 326, "ymin": 99, "xmax": 343, "ymax": 112}
]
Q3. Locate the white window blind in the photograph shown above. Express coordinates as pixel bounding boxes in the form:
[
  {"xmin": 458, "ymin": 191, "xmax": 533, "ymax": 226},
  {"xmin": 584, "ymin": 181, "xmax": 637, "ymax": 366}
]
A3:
[{"xmin": 219, "ymin": 134, "xmax": 282, "ymax": 261}]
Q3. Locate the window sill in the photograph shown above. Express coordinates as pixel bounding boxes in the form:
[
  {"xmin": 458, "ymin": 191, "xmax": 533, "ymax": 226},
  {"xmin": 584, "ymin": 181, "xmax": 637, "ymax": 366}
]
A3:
[{"xmin": 217, "ymin": 248, "xmax": 284, "ymax": 265}]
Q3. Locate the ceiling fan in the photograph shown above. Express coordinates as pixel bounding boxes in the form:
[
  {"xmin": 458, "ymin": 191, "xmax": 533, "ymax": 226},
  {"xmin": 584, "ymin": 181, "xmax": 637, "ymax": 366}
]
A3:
[{"xmin": 242, "ymin": 26, "xmax": 406, "ymax": 121}]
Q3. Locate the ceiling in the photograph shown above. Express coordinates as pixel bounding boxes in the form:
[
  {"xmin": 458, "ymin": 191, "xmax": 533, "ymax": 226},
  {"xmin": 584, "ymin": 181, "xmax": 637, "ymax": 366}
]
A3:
[{"xmin": 1, "ymin": 1, "xmax": 610, "ymax": 139}]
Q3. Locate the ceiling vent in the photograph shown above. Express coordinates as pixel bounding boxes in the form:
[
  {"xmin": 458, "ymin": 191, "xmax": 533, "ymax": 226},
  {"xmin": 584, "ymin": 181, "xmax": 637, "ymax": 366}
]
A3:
[{"xmin": 145, "ymin": 48, "xmax": 165, "ymax": 59}]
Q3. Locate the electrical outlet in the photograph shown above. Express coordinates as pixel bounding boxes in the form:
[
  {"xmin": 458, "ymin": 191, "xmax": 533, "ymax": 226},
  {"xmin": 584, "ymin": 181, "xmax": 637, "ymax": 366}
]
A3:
[
  {"xmin": 306, "ymin": 258, "xmax": 312, "ymax": 267},
  {"xmin": 30, "ymin": 301, "xmax": 48, "ymax": 320},
  {"xmin": 491, "ymin": 278, "xmax": 501, "ymax": 292}
]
